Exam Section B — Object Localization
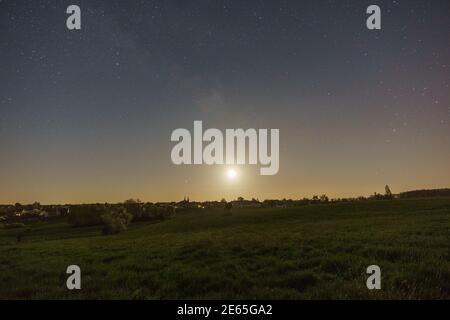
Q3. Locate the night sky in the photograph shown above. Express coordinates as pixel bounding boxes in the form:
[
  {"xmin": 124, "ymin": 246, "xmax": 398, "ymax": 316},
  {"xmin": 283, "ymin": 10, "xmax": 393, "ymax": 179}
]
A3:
[{"xmin": 0, "ymin": 0, "xmax": 449, "ymax": 204}]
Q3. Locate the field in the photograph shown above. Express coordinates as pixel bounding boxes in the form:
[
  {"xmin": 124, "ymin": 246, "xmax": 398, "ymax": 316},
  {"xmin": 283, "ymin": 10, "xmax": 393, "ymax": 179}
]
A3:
[{"xmin": 0, "ymin": 198, "xmax": 449, "ymax": 299}]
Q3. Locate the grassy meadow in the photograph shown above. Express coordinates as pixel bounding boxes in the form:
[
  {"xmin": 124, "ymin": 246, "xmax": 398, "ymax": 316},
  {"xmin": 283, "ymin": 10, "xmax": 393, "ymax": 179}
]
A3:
[{"xmin": 0, "ymin": 198, "xmax": 449, "ymax": 299}]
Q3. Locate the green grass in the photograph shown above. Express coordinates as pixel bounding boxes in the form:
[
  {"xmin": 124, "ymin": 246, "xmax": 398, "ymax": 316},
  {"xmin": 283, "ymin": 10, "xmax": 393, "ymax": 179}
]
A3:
[{"xmin": 0, "ymin": 198, "xmax": 449, "ymax": 299}]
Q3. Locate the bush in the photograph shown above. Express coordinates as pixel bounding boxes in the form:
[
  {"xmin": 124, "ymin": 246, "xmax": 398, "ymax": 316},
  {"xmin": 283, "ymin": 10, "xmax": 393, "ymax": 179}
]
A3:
[
  {"xmin": 123, "ymin": 200, "xmax": 141, "ymax": 218},
  {"xmin": 67, "ymin": 205, "xmax": 104, "ymax": 227},
  {"xmin": 132, "ymin": 205, "xmax": 175, "ymax": 222},
  {"xmin": 101, "ymin": 207, "xmax": 132, "ymax": 235}
]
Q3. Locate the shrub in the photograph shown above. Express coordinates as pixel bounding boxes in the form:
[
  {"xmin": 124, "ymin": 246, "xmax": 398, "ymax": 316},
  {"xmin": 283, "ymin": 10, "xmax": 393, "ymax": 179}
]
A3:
[
  {"xmin": 165, "ymin": 205, "xmax": 176, "ymax": 218},
  {"xmin": 123, "ymin": 200, "xmax": 142, "ymax": 218},
  {"xmin": 132, "ymin": 205, "xmax": 175, "ymax": 221},
  {"xmin": 67, "ymin": 205, "xmax": 104, "ymax": 227},
  {"xmin": 101, "ymin": 207, "xmax": 132, "ymax": 235}
]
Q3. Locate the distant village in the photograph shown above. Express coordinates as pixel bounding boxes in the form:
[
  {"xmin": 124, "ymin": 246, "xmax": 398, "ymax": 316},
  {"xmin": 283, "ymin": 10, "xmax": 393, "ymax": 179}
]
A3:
[{"xmin": 3, "ymin": 185, "xmax": 448, "ymax": 225}]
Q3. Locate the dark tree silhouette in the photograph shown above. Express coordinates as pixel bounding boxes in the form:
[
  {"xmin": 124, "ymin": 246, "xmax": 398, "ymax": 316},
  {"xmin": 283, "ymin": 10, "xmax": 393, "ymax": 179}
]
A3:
[{"xmin": 385, "ymin": 185, "xmax": 393, "ymax": 199}]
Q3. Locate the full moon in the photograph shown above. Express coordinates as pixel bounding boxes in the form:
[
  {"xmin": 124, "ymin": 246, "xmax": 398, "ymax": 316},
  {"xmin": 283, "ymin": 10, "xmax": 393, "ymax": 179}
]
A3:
[{"xmin": 226, "ymin": 169, "xmax": 237, "ymax": 180}]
